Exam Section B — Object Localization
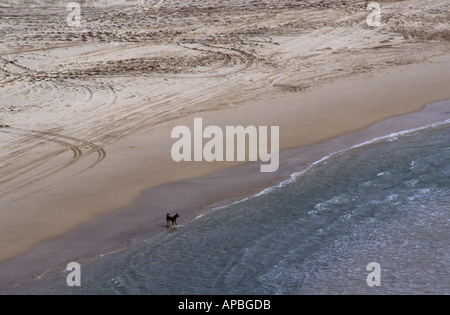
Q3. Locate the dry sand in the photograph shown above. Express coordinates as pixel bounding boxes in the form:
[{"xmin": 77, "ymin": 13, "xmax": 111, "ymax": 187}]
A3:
[{"xmin": 0, "ymin": 0, "xmax": 449, "ymax": 289}]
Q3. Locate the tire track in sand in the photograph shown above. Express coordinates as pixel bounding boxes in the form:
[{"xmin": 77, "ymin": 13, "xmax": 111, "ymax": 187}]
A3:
[{"xmin": 0, "ymin": 127, "xmax": 106, "ymax": 201}]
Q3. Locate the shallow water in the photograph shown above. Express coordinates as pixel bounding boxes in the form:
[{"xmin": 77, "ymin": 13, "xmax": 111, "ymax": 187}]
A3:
[{"xmin": 27, "ymin": 123, "xmax": 450, "ymax": 294}]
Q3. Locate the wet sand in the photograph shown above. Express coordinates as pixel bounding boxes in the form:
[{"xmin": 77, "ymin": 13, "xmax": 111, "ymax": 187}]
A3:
[{"xmin": 0, "ymin": 0, "xmax": 449, "ymax": 291}]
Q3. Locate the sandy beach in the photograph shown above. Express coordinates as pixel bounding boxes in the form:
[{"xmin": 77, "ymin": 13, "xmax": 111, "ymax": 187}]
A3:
[{"xmin": 0, "ymin": 0, "xmax": 449, "ymax": 291}]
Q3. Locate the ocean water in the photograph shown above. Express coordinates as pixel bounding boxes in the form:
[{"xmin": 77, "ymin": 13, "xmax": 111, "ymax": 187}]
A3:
[{"xmin": 29, "ymin": 123, "xmax": 450, "ymax": 294}]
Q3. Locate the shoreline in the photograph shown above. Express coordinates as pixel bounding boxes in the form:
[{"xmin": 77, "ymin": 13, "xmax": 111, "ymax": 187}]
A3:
[
  {"xmin": 1, "ymin": 57, "xmax": 450, "ymax": 290},
  {"xmin": 4, "ymin": 99, "xmax": 450, "ymax": 293}
]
